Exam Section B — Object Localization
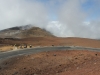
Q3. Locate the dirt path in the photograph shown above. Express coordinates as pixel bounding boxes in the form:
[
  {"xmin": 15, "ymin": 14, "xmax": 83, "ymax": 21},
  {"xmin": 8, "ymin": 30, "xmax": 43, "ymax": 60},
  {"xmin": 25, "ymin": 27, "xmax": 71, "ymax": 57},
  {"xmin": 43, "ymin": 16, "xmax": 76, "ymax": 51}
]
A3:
[{"xmin": 1, "ymin": 46, "xmax": 100, "ymax": 60}]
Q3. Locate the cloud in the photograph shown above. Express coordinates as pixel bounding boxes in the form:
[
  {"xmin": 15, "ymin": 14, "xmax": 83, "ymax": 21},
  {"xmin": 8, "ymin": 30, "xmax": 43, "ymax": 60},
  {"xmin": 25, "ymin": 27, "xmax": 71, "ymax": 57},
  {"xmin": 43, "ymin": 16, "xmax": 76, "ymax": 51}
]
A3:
[
  {"xmin": 0, "ymin": 0, "xmax": 48, "ymax": 30},
  {"xmin": 55, "ymin": 0, "xmax": 100, "ymax": 39},
  {"xmin": 1, "ymin": 0, "xmax": 100, "ymax": 39},
  {"xmin": 46, "ymin": 21, "xmax": 74, "ymax": 37}
]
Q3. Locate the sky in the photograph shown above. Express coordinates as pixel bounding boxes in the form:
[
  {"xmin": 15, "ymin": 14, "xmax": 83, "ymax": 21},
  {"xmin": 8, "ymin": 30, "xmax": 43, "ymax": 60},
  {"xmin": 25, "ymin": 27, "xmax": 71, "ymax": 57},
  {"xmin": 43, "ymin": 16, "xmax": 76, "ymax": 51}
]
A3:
[{"xmin": 0, "ymin": 0, "xmax": 100, "ymax": 39}]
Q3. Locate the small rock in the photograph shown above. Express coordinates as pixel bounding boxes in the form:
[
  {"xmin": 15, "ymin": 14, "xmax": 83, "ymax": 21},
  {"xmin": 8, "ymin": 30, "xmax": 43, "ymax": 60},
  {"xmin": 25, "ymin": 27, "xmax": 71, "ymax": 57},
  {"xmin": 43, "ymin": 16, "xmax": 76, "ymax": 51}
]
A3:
[
  {"xmin": 13, "ymin": 72, "xmax": 18, "ymax": 75},
  {"xmin": 84, "ymin": 58, "xmax": 87, "ymax": 60},
  {"xmin": 46, "ymin": 55, "xmax": 48, "ymax": 57},
  {"xmin": 56, "ymin": 71, "xmax": 58, "ymax": 73},
  {"xmin": 24, "ymin": 67, "xmax": 26, "ymax": 69},
  {"xmin": 5, "ymin": 62, "xmax": 8, "ymax": 65},
  {"xmin": 52, "ymin": 45, "xmax": 54, "ymax": 46},
  {"xmin": 75, "ymin": 58, "xmax": 78, "ymax": 59},
  {"xmin": 94, "ymin": 63, "xmax": 96, "ymax": 64},
  {"xmin": 56, "ymin": 73, "xmax": 59, "ymax": 75},
  {"xmin": 17, "ymin": 58, "xmax": 19, "ymax": 60},
  {"xmin": 46, "ymin": 73, "xmax": 49, "ymax": 74},
  {"xmin": 53, "ymin": 54, "xmax": 56, "ymax": 56},
  {"xmin": 31, "ymin": 57, "xmax": 34, "ymax": 59},
  {"xmin": 77, "ymin": 67, "xmax": 79, "ymax": 69},
  {"xmin": 0, "ymin": 67, "xmax": 2, "ymax": 70},
  {"xmin": 95, "ymin": 54, "xmax": 98, "ymax": 56}
]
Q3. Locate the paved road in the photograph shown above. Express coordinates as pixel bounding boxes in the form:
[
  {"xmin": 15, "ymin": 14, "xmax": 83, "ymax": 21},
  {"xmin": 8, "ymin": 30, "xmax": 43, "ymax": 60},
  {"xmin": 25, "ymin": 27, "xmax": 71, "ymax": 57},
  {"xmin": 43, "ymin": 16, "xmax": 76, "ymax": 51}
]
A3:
[{"xmin": 0, "ymin": 46, "xmax": 100, "ymax": 60}]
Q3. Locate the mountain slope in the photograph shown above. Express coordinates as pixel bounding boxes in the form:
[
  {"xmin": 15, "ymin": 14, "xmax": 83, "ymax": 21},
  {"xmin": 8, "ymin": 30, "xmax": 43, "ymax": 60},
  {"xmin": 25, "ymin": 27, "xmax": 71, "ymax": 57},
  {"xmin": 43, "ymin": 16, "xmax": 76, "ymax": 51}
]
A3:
[
  {"xmin": 0, "ymin": 25, "xmax": 54, "ymax": 38},
  {"xmin": 15, "ymin": 27, "xmax": 54, "ymax": 38}
]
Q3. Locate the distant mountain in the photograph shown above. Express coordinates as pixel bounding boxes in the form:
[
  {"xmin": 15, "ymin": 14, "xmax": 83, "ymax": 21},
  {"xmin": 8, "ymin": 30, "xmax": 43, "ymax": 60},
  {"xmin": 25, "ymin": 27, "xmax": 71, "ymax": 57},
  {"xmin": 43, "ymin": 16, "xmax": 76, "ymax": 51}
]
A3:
[{"xmin": 0, "ymin": 25, "xmax": 54, "ymax": 38}]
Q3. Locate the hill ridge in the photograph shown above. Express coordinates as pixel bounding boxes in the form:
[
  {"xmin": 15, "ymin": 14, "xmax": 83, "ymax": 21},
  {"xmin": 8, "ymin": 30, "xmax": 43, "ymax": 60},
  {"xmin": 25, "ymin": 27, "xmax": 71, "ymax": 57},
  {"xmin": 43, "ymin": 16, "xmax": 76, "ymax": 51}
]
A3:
[{"xmin": 0, "ymin": 25, "xmax": 54, "ymax": 38}]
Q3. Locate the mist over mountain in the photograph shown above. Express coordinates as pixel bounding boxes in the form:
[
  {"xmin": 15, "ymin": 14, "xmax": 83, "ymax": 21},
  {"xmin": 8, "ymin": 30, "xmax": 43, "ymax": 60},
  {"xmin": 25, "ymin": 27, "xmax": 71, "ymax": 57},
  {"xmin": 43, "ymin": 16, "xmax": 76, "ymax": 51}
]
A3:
[
  {"xmin": 0, "ymin": 0, "xmax": 100, "ymax": 39},
  {"xmin": 0, "ymin": 25, "xmax": 54, "ymax": 38}
]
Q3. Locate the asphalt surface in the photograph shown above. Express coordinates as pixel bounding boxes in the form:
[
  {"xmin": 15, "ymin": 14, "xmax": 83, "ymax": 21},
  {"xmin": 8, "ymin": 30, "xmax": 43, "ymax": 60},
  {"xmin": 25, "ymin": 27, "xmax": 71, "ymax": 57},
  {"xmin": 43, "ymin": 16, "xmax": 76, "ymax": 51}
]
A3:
[{"xmin": 0, "ymin": 46, "xmax": 100, "ymax": 61}]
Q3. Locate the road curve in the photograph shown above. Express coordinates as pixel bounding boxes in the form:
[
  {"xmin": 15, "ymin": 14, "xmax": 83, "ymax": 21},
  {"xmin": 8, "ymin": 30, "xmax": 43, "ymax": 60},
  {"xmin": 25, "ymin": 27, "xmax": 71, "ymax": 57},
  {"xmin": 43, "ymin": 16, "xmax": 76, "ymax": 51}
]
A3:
[{"xmin": 0, "ymin": 46, "xmax": 100, "ymax": 60}]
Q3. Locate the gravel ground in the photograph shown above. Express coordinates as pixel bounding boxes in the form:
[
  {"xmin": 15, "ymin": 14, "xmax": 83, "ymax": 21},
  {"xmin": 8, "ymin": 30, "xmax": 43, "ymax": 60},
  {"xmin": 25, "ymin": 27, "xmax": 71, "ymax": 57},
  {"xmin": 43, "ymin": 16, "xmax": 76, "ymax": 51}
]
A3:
[{"xmin": 0, "ymin": 50, "xmax": 100, "ymax": 75}]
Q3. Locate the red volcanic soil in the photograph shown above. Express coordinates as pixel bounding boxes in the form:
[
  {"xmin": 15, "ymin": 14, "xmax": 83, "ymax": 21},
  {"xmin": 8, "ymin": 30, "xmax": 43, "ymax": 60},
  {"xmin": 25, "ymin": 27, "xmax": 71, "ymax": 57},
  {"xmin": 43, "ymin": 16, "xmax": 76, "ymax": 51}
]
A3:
[
  {"xmin": 1, "ymin": 37, "xmax": 100, "ymax": 52},
  {"xmin": 0, "ymin": 50, "xmax": 100, "ymax": 75},
  {"xmin": 1, "ymin": 37, "xmax": 100, "ymax": 47}
]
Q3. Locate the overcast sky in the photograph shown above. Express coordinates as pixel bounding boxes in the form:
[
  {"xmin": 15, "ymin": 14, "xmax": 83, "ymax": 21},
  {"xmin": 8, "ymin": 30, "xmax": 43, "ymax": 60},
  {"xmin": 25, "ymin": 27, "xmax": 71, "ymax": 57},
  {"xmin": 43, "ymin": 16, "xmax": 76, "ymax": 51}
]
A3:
[{"xmin": 0, "ymin": 0, "xmax": 100, "ymax": 39}]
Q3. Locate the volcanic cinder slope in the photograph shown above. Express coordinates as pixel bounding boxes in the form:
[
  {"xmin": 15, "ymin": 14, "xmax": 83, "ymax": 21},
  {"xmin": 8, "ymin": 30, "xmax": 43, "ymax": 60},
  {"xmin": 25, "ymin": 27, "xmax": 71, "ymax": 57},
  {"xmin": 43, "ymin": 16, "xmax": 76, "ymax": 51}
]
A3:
[
  {"xmin": 0, "ymin": 50, "xmax": 100, "ymax": 75},
  {"xmin": 0, "ymin": 25, "xmax": 54, "ymax": 38},
  {"xmin": 1, "ymin": 26, "xmax": 100, "ymax": 75}
]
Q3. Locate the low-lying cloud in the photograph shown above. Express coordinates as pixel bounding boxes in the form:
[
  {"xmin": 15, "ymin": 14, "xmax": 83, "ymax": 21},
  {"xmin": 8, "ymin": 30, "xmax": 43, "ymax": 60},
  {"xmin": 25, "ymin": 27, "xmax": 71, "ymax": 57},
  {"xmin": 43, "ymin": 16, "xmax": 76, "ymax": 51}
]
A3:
[
  {"xmin": 0, "ymin": 0, "xmax": 48, "ymax": 29},
  {"xmin": 52, "ymin": 0, "xmax": 100, "ymax": 39}
]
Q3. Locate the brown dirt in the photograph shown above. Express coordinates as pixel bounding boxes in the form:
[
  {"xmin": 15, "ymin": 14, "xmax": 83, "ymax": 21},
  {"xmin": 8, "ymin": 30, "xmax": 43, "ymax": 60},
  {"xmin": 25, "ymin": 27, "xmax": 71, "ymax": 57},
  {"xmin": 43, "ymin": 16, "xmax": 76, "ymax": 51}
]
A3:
[
  {"xmin": 0, "ymin": 50, "xmax": 100, "ymax": 75},
  {"xmin": 0, "ymin": 46, "xmax": 13, "ymax": 52},
  {"xmin": 0, "ymin": 37, "xmax": 100, "ymax": 52}
]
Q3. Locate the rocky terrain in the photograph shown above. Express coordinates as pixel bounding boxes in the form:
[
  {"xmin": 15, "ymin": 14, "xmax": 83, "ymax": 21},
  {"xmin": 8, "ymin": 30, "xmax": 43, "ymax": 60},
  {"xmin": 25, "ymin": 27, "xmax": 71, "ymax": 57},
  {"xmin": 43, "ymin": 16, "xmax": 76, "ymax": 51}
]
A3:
[{"xmin": 0, "ymin": 50, "xmax": 100, "ymax": 75}]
